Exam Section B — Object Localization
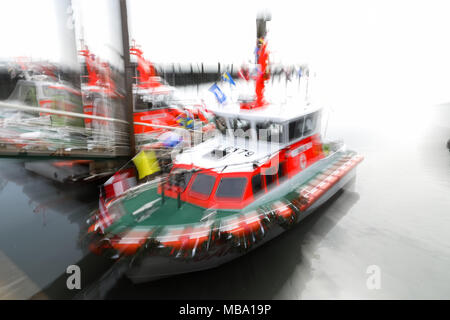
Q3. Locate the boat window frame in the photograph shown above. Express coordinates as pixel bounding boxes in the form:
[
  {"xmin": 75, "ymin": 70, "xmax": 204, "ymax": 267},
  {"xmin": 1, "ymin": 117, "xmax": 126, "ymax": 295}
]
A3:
[
  {"xmin": 288, "ymin": 116, "xmax": 305, "ymax": 142},
  {"xmin": 251, "ymin": 173, "xmax": 264, "ymax": 196},
  {"xmin": 133, "ymin": 93, "xmax": 171, "ymax": 112},
  {"xmin": 21, "ymin": 83, "xmax": 39, "ymax": 107},
  {"xmin": 285, "ymin": 110, "xmax": 321, "ymax": 145},
  {"xmin": 278, "ymin": 161, "xmax": 286, "ymax": 181},
  {"xmin": 188, "ymin": 172, "xmax": 217, "ymax": 200},
  {"xmin": 231, "ymin": 117, "xmax": 253, "ymax": 140},
  {"xmin": 303, "ymin": 111, "xmax": 319, "ymax": 137},
  {"xmin": 256, "ymin": 121, "xmax": 285, "ymax": 143},
  {"xmin": 264, "ymin": 169, "xmax": 278, "ymax": 189},
  {"xmin": 214, "ymin": 176, "xmax": 249, "ymax": 201}
]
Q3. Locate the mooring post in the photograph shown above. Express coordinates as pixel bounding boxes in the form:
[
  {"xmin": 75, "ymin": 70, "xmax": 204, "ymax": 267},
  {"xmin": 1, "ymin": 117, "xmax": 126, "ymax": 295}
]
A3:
[{"xmin": 119, "ymin": 0, "xmax": 136, "ymax": 156}]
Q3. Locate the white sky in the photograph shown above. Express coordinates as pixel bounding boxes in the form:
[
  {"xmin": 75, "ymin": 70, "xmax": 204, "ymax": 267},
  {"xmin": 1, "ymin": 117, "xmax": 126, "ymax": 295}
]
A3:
[
  {"xmin": 0, "ymin": 0, "xmax": 60, "ymax": 61},
  {"xmin": 127, "ymin": 0, "xmax": 450, "ymax": 108},
  {"xmin": 1, "ymin": 0, "xmax": 450, "ymax": 107}
]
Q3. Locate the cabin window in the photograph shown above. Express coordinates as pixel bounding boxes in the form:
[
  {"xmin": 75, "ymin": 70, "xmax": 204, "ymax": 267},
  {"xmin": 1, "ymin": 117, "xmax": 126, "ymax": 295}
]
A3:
[
  {"xmin": 215, "ymin": 116, "xmax": 228, "ymax": 134},
  {"xmin": 189, "ymin": 173, "xmax": 216, "ymax": 198},
  {"xmin": 256, "ymin": 122, "xmax": 284, "ymax": 143},
  {"xmin": 22, "ymin": 85, "xmax": 38, "ymax": 107},
  {"xmin": 134, "ymin": 94, "xmax": 169, "ymax": 111},
  {"xmin": 232, "ymin": 118, "xmax": 252, "ymax": 139},
  {"xmin": 288, "ymin": 117, "xmax": 304, "ymax": 141},
  {"xmin": 251, "ymin": 174, "xmax": 263, "ymax": 195},
  {"xmin": 215, "ymin": 177, "xmax": 247, "ymax": 199},
  {"xmin": 155, "ymin": 100, "xmax": 169, "ymax": 109},
  {"xmin": 232, "ymin": 118, "xmax": 251, "ymax": 131},
  {"xmin": 303, "ymin": 111, "xmax": 319, "ymax": 136},
  {"xmin": 278, "ymin": 161, "xmax": 286, "ymax": 180},
  {"xmin": 134, "ymin": 95, "xmax": 151, "ymax": 111},
  {"xmin": 265, "ymin": 172, "xmax": 277, "ymax": 188},
  {"xmin": 43, "ymin": 87, "xmax": 82, "ymax": 107}
]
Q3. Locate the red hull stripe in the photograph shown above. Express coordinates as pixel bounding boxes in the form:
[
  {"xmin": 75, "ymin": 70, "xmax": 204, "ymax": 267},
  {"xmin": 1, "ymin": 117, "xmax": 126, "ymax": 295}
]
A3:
[{"xmin": 96, "ymin": 155, "xmax": 364, "ymax": 256}]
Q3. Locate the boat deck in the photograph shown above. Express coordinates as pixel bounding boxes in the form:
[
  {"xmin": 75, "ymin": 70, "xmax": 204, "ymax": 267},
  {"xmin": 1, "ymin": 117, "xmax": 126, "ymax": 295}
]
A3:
[{"xmin": 104, "ymin": 149, "xmax": 363, "ymax": 252}]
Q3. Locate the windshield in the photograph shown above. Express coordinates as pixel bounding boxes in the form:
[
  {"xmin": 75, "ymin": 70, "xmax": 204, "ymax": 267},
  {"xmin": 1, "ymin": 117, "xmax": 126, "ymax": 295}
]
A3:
[
  {"xmin": 134, "ymin": 93, "xmax": 172, "ymax": 111},
  {"xmin": 289, "ymin": 117, "xmax": 305, "ymax": 141},
  {"xmin": 43, "ymin": 86, "xmax": 82, "ymax": 106},
  {"xmin": 231, "ymin": 118, "xmax": 251, "ymax": 131},
  {"xmin": 7, "ymin": 83, "xmax": 39, "ymax": 107},
  {"xmin": 303, "ymin": 111, "xmax": 319, "ymax": 136},
  {"xmin": 42, "ymin": 86, "xmax": 84, "ymax": 127},
  {"xmin": 256, "ymin": 121, "xmax": 284, "ymax": 143},
  {"xmin": 189, "ymin": 173, "xmax": 216, "ymax": 199},
  {"xmin": 215, "ymin": 177, "xmax": 247, "ymax": 199},
  {"xmin": 231, "ymin": 118, "xmax": 252, "ymax": 139}
]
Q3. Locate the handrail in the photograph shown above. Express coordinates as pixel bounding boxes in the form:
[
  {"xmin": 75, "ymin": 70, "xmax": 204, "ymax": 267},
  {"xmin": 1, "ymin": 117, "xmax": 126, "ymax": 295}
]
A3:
[
  {"xmin": 0, "ymin": 101, "xmax": 128, "ymax": 124},
  {"xmin": 0, "ymin": 101, "xmax": 205, "ymax": 133}
]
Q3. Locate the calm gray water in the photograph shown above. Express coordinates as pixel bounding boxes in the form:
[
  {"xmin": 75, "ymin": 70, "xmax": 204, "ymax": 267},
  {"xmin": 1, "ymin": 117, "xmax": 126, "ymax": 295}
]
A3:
[
  {"xmin": 0, "ymin": 160, "xmax": 102, "ymax": 299},
  {"xmin": 0, "ymin": 100, "xmax": 449, "ymax": 299}
]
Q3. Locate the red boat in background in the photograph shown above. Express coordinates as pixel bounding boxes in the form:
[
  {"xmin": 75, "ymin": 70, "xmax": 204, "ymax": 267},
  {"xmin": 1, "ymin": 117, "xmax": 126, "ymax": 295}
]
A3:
[{"xmin": 129, "ymin": 42, "xmax": 215, "ymax": 139}]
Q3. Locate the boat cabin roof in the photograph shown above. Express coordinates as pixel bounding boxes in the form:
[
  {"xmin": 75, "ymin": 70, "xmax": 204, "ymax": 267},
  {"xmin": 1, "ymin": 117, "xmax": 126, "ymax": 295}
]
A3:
[
  {"xmin": 175, "ymin": 135, "xmax": 282, "ymax": 173},
  {"xmin": 174, "ymin": 105, "xmax": 322, "ymax": 173}
]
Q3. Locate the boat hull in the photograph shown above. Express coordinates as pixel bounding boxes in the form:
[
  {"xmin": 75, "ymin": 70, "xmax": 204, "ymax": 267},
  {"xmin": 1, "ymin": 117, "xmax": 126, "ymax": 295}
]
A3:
[{"xmin": 125, "ymin": 164, "xmax": 358, "ymax": 283}]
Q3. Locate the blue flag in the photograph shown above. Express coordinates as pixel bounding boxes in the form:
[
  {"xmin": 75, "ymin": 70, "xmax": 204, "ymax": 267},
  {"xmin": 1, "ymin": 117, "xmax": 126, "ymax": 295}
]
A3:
[
  {"xmin": 222, "ymin": 72, "xmax": 236, "ymax": 86},
  {"xmin": 209, "ymin": 83, "xmax": 227, "ymax": 104}
]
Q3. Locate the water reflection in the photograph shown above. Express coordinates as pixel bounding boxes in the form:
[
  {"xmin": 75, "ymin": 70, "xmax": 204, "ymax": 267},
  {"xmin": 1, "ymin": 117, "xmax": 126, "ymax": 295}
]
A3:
[{"xmin": 0, "ymin": 159, "xmax": 98, "ymax": 298}]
